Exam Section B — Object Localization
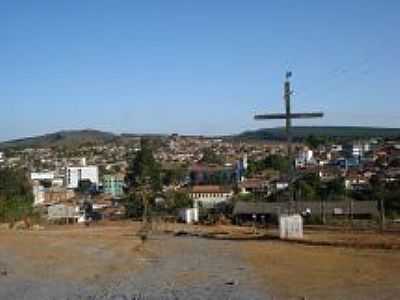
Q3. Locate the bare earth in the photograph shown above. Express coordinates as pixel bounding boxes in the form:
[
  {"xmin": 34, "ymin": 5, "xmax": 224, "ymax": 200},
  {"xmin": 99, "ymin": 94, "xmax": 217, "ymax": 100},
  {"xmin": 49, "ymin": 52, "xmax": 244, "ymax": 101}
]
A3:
[{"xmin": 0, "ymin": 222, "xmax": 400, "ymax": 299}]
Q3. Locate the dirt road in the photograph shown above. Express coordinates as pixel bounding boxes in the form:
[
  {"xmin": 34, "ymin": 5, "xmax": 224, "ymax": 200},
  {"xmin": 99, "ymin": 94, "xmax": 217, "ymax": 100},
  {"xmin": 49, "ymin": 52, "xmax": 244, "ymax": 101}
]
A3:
[{"xmin": 0, "ymin": 224, "xmax": 266, "ymax": 299}]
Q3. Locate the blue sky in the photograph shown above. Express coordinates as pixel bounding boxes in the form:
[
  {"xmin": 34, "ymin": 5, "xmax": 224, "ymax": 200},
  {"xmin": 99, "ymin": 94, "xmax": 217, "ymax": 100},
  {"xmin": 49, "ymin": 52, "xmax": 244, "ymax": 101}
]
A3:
[{"xmin": 1, "ymin": 1, "xmax": 399, "ymax": 141}]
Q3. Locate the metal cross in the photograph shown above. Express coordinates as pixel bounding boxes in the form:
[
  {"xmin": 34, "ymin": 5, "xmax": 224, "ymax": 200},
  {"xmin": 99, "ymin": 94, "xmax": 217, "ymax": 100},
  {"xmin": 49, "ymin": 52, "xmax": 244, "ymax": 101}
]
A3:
[{"xmin": 254, "ymin": 72, "xmax": 323, "ymax": 211}]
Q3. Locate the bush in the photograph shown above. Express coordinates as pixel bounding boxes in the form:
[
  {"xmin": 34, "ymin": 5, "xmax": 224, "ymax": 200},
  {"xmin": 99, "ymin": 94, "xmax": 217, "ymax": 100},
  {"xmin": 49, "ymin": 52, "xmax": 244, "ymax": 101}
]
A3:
[{"xmin": 0, "ymin": 168, "xmax": 34, "ymax": 223}]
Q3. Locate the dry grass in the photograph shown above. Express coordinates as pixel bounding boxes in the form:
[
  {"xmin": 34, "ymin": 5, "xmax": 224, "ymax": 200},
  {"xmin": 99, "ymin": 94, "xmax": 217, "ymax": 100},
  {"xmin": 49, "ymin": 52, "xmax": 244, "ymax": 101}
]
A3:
[
  {"xmin": 240, "ymin": 241, "xmax": 400, "ymax": 299},
  {"xmin": 0, "ymin": 221, "xmax": 153, "ymax": 283}
]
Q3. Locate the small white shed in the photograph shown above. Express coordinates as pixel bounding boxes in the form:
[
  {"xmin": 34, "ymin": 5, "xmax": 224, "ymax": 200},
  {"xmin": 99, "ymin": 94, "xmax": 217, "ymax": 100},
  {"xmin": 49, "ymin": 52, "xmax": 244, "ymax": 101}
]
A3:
[{"xmin": 279, "ymin": 214, "xmax": 303, "ymax": 239}]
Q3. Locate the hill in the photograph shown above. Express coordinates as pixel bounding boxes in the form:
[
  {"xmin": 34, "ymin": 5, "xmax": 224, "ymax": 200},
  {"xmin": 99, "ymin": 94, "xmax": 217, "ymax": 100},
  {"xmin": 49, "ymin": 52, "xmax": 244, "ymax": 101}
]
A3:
[
  {"xmin": 237, "ymin": 126, "xmax": 400, "ymax": 141},
  {"xmin": 2, "ymin": 126, "xmax": 400, "ymax": 149},
  {"xmin": 0, "ymin": 130, "xmax": 118, "ymax": 149}
]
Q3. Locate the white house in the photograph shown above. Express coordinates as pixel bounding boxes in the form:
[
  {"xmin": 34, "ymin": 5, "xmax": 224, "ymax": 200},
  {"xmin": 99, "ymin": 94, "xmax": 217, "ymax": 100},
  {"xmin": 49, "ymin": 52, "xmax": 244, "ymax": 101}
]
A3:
[
  {"xmin": 31, "ymin": 172, "xmax": 55, "ymax": 181},
  {"xmin": 32, "ymin": 183, "xmax": 46, "ymax": 206},
  {"xmin": 295, "ymin": 150, "xmax": 315, "ymax": 169},
  {"xmin": 189, "ymin": 185, "xmax": 233, "ymax": 208},
  {"xmin": 65, "ymin": 166, "xmax": 99, "ymax": 189}
]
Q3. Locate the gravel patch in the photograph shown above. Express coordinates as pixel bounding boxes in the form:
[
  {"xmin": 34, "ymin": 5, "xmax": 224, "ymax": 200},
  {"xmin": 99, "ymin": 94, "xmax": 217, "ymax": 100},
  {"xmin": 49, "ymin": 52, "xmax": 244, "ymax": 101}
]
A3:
[{"xmin": 0, "ymin": 234, "xmax": 269, "ymax": 300}]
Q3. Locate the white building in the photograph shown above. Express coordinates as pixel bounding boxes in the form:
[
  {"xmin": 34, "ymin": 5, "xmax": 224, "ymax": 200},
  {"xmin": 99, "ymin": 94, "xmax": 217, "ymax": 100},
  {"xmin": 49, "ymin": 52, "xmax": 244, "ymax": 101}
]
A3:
[
  {"xmin": 295, "ymin": 150, "xmax": 315, "ymax": 168},
  {"xmin": 179, "ymin": 207, "xmax": 199, "ymax": 224},
  {"xmin": 0, "ymin": 152, "xmax": 4, "ymax": 163},
  {"xmin": 31, "ymin": 172, "xmax": 55, "ymax": 181},
  {"xmin": 65, "ymin": 166, "xmax": 99, "ymax": 189},
  {"xmin": 331, "ymin": 144, "xmax": 343, "ymax": 152},
  {"xmin": 33, "ymin": 183, "xmax": 46, "ymax": 206},
  {"xmin": 352, "ymin": 144, "xmax": 362, "ymax": 157},
  {"xmin": 189, "ymin": 185, "xmax": 233, "ymax": 208}
]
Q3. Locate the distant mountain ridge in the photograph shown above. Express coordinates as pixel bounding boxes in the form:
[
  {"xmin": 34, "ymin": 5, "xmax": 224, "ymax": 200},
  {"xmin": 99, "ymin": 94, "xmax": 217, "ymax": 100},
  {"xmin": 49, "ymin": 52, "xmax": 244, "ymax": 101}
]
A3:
[
  {"xmin": 1, "ymin": 126, "xmax": 400, "ymax": 149},
  {"xmin": 0, "ymin": 129, "xmax": 118, "ymax": 149},
  {"xmin": 237, "ymin": 126, "xmax": 400, "ymax": 141}
]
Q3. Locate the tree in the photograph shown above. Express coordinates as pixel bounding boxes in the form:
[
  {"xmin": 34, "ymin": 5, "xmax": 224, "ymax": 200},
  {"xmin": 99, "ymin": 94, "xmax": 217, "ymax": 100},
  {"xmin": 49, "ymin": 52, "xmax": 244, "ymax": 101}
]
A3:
[
  {"xmin": 232, "ymin": 192, "xmax": 256, "ymax": 203},
  {"xmin": 126, "ymin": 138, "xmax": 161, "ymax": 191},
  {"xmin": 294, "ymin": 179, "xmax": 317, "ymax": 201},
  {"xmin": 162, "ymin": 166, "xmax": 187, "ymax": 186},
  {"xmin": 124, "ymin": 193, "xmax": 144, "ymax": 219},
  {"xmin": 200, "ymin": 148, "xmax": 224, "ymax": 165},
  {"xmin": 325, "ymin": 177, "xmax": 345, "ymax": 199},
  {"xmin": 124, "ymin": 138, "xmax": 162, "ymax": 222},
  {"xmin": 246, "ymin": 154, "xmax": 289, "ymax": 177},
  {"xmin": 0, "ymin": 168, "xmax": 34, "ymax": 222},
  {"xmin": 162, "ymin": 191, "xmax": 193, "ymax": 213},
  {"xmin": 305, "ymin": 134, "xmax": 326, "ymax": 149}
]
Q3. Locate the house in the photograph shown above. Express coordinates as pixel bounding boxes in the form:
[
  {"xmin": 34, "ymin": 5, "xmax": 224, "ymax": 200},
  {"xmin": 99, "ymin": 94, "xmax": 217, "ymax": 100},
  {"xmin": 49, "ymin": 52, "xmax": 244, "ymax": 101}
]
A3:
[
  {"xmin": 31, "ymin": 172, "xmax": 55, "ymax": 181},
  {"xmin": 65, "ymin": 166, "xmax": 99, "ymax": 189},
  {"xmin": 44, "ymin": 188, "xmax": 75, "ymax": 205},
  {"xmin": 319, "ymin": 165, "xmax": 343, "ymax": 181},
  {"xmin": 189, "ymin": 164, "xmax": 236, "ymax": 185},
  {"xmin": 295, "ymin": 150, "xmax": 315, "ymax": 169},
  {"xmin": 239, "ymin": 178, "xmax": 270, "ymax": 195},
  {"xmin": 189, "ymin": 185, "xmax": 234, "ymax": 208},
  {"xmin": 32, "ymin": 182, "xmax": 46, "ymax": 206}
]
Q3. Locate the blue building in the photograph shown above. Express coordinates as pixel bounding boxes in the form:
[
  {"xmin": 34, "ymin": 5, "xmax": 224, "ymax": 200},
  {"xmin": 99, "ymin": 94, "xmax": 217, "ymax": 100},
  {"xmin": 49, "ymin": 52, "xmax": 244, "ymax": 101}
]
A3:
[{"xmin": 103, "ymin": 174, "xmax": 125, "ymax": 199}]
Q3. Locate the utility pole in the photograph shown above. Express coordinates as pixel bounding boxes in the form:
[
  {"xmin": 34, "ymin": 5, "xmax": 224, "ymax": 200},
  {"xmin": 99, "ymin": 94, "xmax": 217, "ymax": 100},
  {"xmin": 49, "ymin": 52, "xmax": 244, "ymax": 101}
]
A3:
[
  {"xmin": 255, "ymin": 72, "xmax": 324, "ymax": 213},
  {"xmin": 379, "ymin": 197, "xmax": 386, "ymax": 232}
]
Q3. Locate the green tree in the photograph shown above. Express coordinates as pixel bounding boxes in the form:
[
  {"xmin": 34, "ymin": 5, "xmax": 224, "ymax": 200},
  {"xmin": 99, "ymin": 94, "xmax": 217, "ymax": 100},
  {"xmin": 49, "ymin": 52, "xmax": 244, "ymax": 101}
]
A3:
[
  {"xmin": 305, "ymin": 134, "xmax": 326, "ymax": 149},
  {"xmin": 126, "ymin": 138, "xmax": 161, "ymax": 191},
  {"xmin": 246, "ymin": 154, "xmax": 289, "ymax": 177},
  {"xmin": 163, "ymin": 191, "xmax": 193, "ymax": 213},
  {"xmin": 0, "ymin": 168, "xmax": 34, "ymax": 222},
  {"xmin": 125, "ymin": 139, "xmax": 162, "ymax": 221},
  {"xmin": 325, "ymin": 177, "xmax": 345, "ymax": 199},
  {"xmin": 123, "ymin": 193, "xmax": 144, "ymax": 218},
  {"xmin": 201, "ymin": 148, "xmax": 224, "ymax": 165},
  {"xmin": 162, "ymin": 166, "xmax": 187, "ymax": 186}
]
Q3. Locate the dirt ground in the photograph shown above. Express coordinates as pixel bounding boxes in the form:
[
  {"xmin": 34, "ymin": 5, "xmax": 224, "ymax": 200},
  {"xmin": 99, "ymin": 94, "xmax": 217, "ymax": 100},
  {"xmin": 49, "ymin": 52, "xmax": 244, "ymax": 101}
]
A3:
[
  {"xmin": 0, "ymin": 222, "xmax": 149, "ymax": 283},
  {"xmin": 1, "ymin": 221, "xmax": 400, "ymax": 299},
  {"xmin": 241, "ymin": 241, "xmax": 400, "ymax": 300}
]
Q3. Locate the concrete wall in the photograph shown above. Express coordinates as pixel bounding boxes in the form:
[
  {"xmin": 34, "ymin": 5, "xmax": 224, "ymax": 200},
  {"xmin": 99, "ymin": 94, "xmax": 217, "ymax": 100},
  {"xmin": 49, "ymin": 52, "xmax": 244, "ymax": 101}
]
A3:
[{"xmin": 48, "ymin": 204, "xmax": 79, "ymax": 220}]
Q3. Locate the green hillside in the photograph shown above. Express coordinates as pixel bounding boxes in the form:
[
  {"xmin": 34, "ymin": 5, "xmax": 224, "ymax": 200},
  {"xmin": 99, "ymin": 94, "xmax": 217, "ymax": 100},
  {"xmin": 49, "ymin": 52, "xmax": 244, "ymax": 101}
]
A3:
[{"xmin": 0, "ymin": 130, "xmax": 118, "ymax": 149}]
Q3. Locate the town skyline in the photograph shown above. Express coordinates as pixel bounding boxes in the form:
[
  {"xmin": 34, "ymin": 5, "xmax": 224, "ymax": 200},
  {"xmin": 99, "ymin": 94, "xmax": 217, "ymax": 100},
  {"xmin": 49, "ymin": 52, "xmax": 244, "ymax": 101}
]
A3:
[
  {"xmin": 1, "ymin": 1, "xmax": 400, "ymax": 141},
  {"xmin": 2, "ymin": 2, "xmax": 400, "ymax": 299}
]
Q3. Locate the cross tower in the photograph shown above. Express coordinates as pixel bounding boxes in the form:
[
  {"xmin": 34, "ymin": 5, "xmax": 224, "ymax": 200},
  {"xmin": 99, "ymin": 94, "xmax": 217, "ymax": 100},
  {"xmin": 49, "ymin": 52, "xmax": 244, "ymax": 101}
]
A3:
[{"xmin": 255, "ymin": 72, "xmax": 324, "ymax": 211}]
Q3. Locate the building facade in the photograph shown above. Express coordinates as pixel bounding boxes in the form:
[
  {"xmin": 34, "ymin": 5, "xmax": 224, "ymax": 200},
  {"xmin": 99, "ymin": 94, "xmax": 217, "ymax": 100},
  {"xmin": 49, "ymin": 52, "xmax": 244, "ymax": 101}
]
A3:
[
  {"xmin": 66, "ymin": 166, "xmax": 99, "ymax": 189},
  {"xmin": 189, "ymin": 185, "xmax": 233, "ymax": 208},
  {"xmin": 103, "ymin": 174, "xmax": 125, "ymax": 198}
]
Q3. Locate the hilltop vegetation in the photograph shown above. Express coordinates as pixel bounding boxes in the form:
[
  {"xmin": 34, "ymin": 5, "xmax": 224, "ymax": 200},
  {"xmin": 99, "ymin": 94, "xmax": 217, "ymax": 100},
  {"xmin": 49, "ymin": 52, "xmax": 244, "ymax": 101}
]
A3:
[
  {"xmin": 1, "ymin": 126, "xmax": 400, "ymax": 150},
  {"xmin": 237, "ymin": 126, "xmax": 400, "ymax": 141},
  {"xmin": 0, "ymin": 129, "xmax": 118, "ymax": 150}
]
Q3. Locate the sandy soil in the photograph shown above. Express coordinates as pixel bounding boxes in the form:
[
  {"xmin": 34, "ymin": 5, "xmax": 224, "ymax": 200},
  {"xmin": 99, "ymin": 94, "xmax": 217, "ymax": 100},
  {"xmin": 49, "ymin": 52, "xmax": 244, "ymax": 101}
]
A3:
[
  {"xmin": 241, "ymin": 241, "xmax": 400, "ymax": 300},
  {"xmin": 304, "ymin": 229, "xmax": 400, "ymax": 248},
  {"xmin": 0, "ymin": 222, "xmax": 148, "ymax": 282},
  {"xmin": 1, "ymin": 222, "xmax": 400, "ymax": 299},
  {"xmin": 0, "ymin": 222, "xmax": 266, "ymax": 299}
]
